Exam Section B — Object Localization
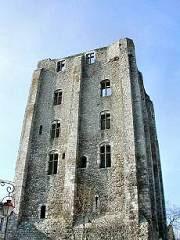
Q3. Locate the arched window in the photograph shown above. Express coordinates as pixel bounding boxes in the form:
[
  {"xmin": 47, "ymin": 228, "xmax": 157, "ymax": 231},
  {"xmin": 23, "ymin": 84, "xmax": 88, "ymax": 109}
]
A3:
[
  {"xmin": 40, "ymin": 205, "xmax": 46, "ymax": 219},
  {"xmin": 100, "ymin": 111, "xmax": 110, "ymax": 130},
  {"xmin": 51, "ymin": 120, "xmax": 60, "ymax": 139},
  {"xmin": 48, "ymin": 151, "xmax": 58, "ymax": 175},
  {"xmin": 78, "ymin": 156, "xmax": 87, "ymax": 168},
  {"xmin": 53, "ymin": 89, "xmax": 62, "ymax": 105},
  {"xmin": 100, "ymin": 144, "xmax": 111, "ymax": 168},
  {"xmin": 100, "ymin": 80, "xmax": 112, "ymax": 97}
]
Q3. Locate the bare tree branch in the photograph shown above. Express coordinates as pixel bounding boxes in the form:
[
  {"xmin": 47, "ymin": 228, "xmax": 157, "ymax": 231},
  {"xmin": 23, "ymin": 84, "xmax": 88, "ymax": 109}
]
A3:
[{"xmin": 166, "ymin": 202, "xmax": 180, "ymax": 231}]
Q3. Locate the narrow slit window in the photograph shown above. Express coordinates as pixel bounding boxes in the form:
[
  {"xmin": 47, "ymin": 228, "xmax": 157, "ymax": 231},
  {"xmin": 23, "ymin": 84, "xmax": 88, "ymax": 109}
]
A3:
[
  {"xmin": 54, "ymin": 90, "xmax": 62, "ymax": 105},
  {"xmin": 40, "ymin": 205, "xmax": 46, "ymax": 219},
  {"xmin": 100, "ymin": 144, "xmax": 111, "ymax": 168},
  {"xmin": 62, "ymin": 152, "xmax": 65, "ymax": 159},
  {"xmin": 86, "ymin": 52, "xmax": 95, "ymax": 64},
  {"xmin": 51, "ymin": 121, "xmax": 60, "ymax": 139},
  {"xmin": 95, "ymin": 195, "xmax": 99, "ymax": 209},
  {"xmin": 39, "ymin": 125, "xmax": 43, "ymax": 135},
  {"xmin": 48, "ymin": 153, "xmax": 58, "ymax": 175},
  {"xmin": 100, "ymin": 111, "xmax": 110, "ymax": 130},
  {"xmin": 0, "ymin": 218, "xmax": 4, "ymax": 231},
  {"xmin": 56, "ymin": 60, "xmax": 65, "ymax": 72},
  {"xmin": 100, "ymin": 80, "xmax": 112, "ymax": 97}
]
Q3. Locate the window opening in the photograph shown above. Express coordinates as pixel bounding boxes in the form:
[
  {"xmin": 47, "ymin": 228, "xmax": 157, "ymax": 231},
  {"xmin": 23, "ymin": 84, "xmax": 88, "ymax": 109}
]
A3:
[
  {"xmin": 48, "ymin": 153, "xmax": 58, "ymax": 175},
  {"xmin": 0, "ymin": 218, "xmax": 4, "ymax": 231},
  {"xmin": 95, "ymin": 196, "xmax": 99, "ymax": 209},
  {"xmin": 39, "ymin": 125, "xmax": 43, "ymax": 135},
  {"xmin": 40, "ymin": 205, "xmax": 46, "ymax": 219},
  {"xmin": 100, "ymin": 111, "xmax": 110, "ymax": 130},
  {"xmin": 86, "ymin": 52, "xmax": 95, "ymax": 64},
  {"xmin": 56, "ymin": 60, "xmax": 65, "ymax": 72},
  {"xmin": 62, "ymin": 152, "xmax": 65, "ymax": 159},
  {"xmin": 100, "ymin": 80, "xmax": 112, "ymax": 97},
  {"xmin": 100, "ymin": 144, "xmax": 111, "ymax": 168},
  {"xmin": 54, "ymin": 90, "xmax": 62, "ymax": 105},
  {"xmin": 78, "ymin": 156, "xmax": 87, "ymax": 168},
  {"xmin": 51, "ymin": 121, "xmax": 60, "ymax": 139}
]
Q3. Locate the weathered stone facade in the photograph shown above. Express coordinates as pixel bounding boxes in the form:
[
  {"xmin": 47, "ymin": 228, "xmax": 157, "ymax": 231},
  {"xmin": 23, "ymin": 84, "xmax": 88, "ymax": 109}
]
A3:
[{"xmin": 11, "ymin": 38, "xmax": 167, "ymax": 239}]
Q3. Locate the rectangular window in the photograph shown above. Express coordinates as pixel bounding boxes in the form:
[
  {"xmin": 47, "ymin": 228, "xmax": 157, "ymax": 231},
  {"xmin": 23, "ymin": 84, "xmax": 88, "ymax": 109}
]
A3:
[
  {"xmin": 56, "ymin": 60, "xmax": 65, "ymax": 72},
  {"xmin": 48, "ymin": 153, "xmax": 58, "ymax": 175},
  {"xmin": 78, "ymin": 156, "xmax": 87, "ymax": 168},
  {"xmin": 86, "ymin": 52, "xmax": 95, "ymax": 64},
  {"xmin": 51, "ymin": 121, "xmax": 60, "ymax": 138},
  {"xmin": 40, "ymin": 205, "xmax": 46, "ymax": 219},
  {"xmin": 100, "ymin": 145, "xmax": 105, "ymax": 168},
  {"xmin": 54, "ymin": 90, "xmax": 62, "ymax": 105},
  {"xmin": 101, "ymin": 114, "xmax": 106, "ymax": 130},
  {"xmin": 101, "ymin": 80, "xmax": 112, "ymax": 97},
  {"xmin": 101, "ymin": 112, "xmax": 110, "ymax": 130},
  {"xmin": 106, "ymin": 145, "xmax": 111, "ymax": 167},
  {"xmin": 100, "ymin": 144, "xmax": 111, "ymax": 168}
]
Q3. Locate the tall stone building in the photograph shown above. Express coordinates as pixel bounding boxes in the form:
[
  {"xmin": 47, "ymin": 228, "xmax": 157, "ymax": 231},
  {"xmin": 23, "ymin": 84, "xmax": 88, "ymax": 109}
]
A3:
[{"xmin": 12, "ymin": 38, "xmax": 167, "ymax": 239}]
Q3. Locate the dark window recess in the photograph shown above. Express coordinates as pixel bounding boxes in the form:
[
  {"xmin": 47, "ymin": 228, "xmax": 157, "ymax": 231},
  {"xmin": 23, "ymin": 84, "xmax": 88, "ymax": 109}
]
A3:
[
  {"xmin": 56, "ymin": 60, "xmax": 65, "ymax": 72},
  {"xmin": 86, "ymin": 52, "xmax": 95, "ymax": 64},
  {"xmin": 48, "ymin": 153, "xmax": 58, "ymax": 175},
  {"xmin": 95, "ymin": 195, "xmax": 100, "ymax": 210},
  {"xmin": 39, "ymin": 125, "xmax": 43, "ymax": 135},
  {"xmin": 95, "ymin": 196, "xmax": 99, "ymax": 209},
  {"xmin": 51, "ymin": 121, "xmax": 60, "ymax": 138},
  {"xmin": 100, "ymin": 144, "xmax": 111, "ymax": 168},
  {"xmin": 40, "ymin": 205, "xmax": 46, "ymax": 219},
  {"xmin": 54, "ymin": 90, "xmax": 62, "ymax": 105},
  {"xmin": 78, "ymin": 156, "xmax": 87, "ymax": 168},
  {"xmin": 100, "ymin": 80, "xmax": 112, "ymax": 97},
  {"xmin": 101, "ymin": 112, "xmax": 110, "ymax": 130},
  {"xmin": 62, "ymin": 152, "xmax": 65, "ymax": 159},
  {"xmin": 0, "ymin": 218, "xmax": 4, "ymax": 231}
]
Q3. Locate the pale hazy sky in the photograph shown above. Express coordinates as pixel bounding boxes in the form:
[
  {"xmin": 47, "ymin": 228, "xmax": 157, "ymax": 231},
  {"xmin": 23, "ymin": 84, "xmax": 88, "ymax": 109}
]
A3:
[{"xmin": 0, "ymin": 0, "xmax": 179, "ymax": 206}]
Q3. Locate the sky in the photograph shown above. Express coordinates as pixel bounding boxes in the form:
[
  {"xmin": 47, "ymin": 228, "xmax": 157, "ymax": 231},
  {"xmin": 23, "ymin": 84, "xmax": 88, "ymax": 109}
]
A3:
[{"xmin": 0, "ymin": 0, "xmax": 179, "ymax": 206}]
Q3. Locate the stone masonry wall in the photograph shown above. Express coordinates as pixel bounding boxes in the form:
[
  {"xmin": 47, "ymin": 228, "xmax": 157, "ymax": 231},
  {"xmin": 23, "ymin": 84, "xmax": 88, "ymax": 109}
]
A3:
[
  {"xmin": 146, "ymin": 95, "xmax": 167, "ymax": 239},
  {"xmin": 128, "ymin": 44, "xmax": 167, "ymax": 239},
  {"xmin": 10, "ymin": 38, "xmax": 167, "ymax": 240},
  {"xmin": 76, "ymin": 39, "xmax": 139, "ymax": 239}
]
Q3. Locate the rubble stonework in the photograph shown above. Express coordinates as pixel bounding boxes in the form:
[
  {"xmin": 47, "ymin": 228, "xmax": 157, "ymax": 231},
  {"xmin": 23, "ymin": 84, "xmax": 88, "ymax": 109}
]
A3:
[{"xmin": 10, "ymin": 38, "xmax": 167, "ymax": 239}]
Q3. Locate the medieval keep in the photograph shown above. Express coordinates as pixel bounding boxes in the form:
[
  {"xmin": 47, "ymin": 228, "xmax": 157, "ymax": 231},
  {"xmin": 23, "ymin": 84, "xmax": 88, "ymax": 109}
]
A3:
[{"xmin": 11, "ymin": 38, "xmax": 167, "ymax": 239}]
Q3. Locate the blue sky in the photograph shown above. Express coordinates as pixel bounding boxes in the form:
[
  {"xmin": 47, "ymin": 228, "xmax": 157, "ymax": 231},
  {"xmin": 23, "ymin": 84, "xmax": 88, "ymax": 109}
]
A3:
[{"xmin": 0, "ymin": 0, "xmax": 179, "ymax": 206}]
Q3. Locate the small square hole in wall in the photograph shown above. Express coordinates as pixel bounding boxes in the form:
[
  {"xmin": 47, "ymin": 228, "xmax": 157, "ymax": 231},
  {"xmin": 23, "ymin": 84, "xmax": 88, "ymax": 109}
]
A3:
[{"xmin": 62, "ymin": 153, "xmax": 65, "ymax": 159}]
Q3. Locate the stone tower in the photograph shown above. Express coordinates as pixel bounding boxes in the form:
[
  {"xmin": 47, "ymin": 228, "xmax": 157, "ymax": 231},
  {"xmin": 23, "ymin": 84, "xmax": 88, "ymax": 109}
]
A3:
[{"xmin": 12, "ymin": 38, "xmax": 167, "ymax": 239}]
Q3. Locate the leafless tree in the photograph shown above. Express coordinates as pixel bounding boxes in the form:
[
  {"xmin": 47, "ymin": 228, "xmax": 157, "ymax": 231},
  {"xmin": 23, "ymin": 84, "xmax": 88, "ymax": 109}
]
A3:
[
  {"xmin": 166, "ymin": 203, "xmax": 180, "ymax": 230},
  {"xmin": 166, "ymin": 202, "xmax": 180, "ymax": 240}
]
